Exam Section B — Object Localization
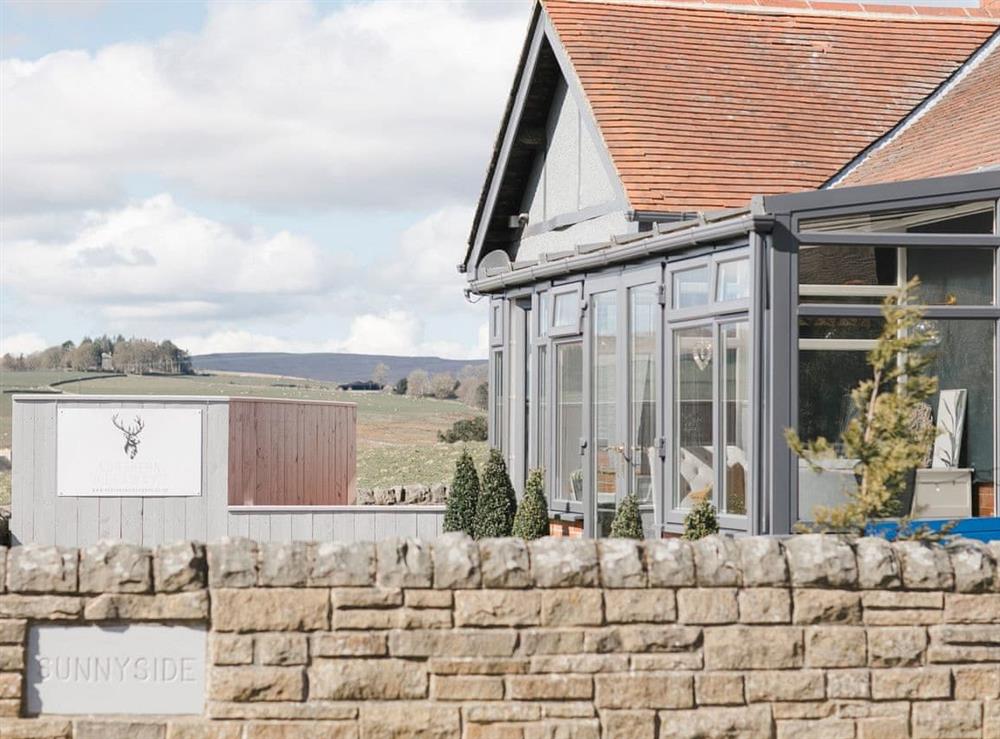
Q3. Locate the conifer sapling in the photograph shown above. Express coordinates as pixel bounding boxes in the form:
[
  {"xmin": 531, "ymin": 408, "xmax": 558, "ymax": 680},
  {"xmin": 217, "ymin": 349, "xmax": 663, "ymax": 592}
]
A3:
[
  {"xmin": 513, "ymin": 468, "xmax": 549, "ymax": 540},
  {"xmin": 474, "ymin": 448, "xmax": 517, "ymax": 539},
  {"xmin": 609, "ymin": 491, "xmax": 644, "ymax": 539},
  {"xmin": 443, "ymin": 448, "xmax": 480, "ymax": 536}
]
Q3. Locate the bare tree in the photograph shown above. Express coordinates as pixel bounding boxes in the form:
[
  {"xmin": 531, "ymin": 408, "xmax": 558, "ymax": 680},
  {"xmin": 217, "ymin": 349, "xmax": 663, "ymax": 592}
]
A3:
[
  {"xmin": 371, "ymin": 362, "xmax": 389, "ymax": 387},
  {"xmin": 430, "ymin": 372, "xmax": 458, "ymax": 400},
  {"xmin": 457, "ymin": 364, "xmax": 488, "ymax": 408},
  {"xmin": 406, "ymin": 369, "xmax": 430, "ymax": 397}
]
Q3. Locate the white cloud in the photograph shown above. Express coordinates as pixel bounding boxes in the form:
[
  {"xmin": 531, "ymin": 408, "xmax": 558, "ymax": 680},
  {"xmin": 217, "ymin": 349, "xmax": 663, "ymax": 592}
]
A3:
[
  {"xmin": 0, "ymin": 332, "xmax": 48, "ymax": 356},
  {"xmin": 1, "ymin": 0, "xmax": 528, "ymax": 214},
  {"xmin": 2, "ymin": 193, "xmax": 337, "ymax": 317}
]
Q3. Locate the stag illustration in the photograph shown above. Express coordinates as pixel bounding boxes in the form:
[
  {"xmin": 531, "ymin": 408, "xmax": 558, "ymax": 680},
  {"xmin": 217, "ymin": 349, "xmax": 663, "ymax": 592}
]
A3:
[{"xmin": 111, "ymin": 414, "xmax": 145, "ymax": 459}]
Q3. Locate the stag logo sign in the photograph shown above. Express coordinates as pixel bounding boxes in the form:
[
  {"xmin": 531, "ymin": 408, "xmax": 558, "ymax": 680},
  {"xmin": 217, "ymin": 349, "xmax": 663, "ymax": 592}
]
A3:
[{"xmin": 56, "ymin": 408, "xmax": 202, "ymax": 497}]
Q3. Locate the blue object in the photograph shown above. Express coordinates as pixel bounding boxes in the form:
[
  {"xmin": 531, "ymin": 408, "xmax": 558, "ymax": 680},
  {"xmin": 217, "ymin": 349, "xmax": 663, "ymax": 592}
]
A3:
[{"xmin": 867, "ymin": 517, "xmax": 1000, "ymax": 542}]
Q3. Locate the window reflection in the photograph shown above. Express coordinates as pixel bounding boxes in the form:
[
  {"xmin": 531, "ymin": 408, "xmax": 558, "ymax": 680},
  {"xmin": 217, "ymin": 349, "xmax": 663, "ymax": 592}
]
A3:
[
  {"xmin": 673, "ymin": 326, "xmax": 714, "ymax": 509},
  {"xmin": 555, "ymin": 342, "xmax": 583, "ymax": 502}
]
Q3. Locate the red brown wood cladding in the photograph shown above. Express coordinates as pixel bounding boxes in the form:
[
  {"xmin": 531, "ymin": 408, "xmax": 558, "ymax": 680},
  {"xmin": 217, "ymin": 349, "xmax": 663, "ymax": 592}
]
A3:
[{"xmin": 227, "ymin": 398, "xmax": 356, "ymax": 506}]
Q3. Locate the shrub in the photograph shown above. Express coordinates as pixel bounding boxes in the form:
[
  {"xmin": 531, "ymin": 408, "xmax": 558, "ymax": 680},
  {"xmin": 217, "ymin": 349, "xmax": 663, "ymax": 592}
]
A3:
[
  {"xmin": 474, "ymin": 448, "xmax": 516, "ymax": 539},
  {"xmin": 443, "ymin": 449, "xmax": 480, "ymax": 536},
  {"xmin": 609, "ymin": 491, "xmax": 644, "ymax": 539},
  {"xmin": 513, "ymin": 469, "xmax": 549, "ymax": 540},
  {"xmin": 393, "ymin": 377, "xmax": 408, "ymax": 395},
  {"xmin": 682, "ymin": 500, "xmax": 719, "ymax": 540},
  {"xmin": 438, "ymin": 416, "xmax": 488, "ymax": 443}
]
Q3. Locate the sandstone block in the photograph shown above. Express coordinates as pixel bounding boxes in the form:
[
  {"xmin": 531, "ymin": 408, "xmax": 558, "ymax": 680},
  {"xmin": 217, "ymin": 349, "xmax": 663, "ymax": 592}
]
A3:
[
  {"xmin": 332, "ymin": 587, "xmax": 401, "ymax": 609},
  {"xmin": 7, "ymin": 545, "xmax": 77, "ymax": 593},
  {"xmin": 944, "ymin": 593, "xmax": 1000, "ymax": 623},
  {"xmin": 785, "ymin": 534, "xmax": 857, "ymax": 588},
  {"xmin": 376, "ymin": 538, "xmax": 432, "ymax": 588},
  {"xmin": 520, "ymin": 629, "xmax": 586, "ymax": 655},
  {"xmin": 212, "ymin": 588, "xmax": 329, "ymax": 632},
  {"xmin": 360, "ymin": 702, "xmax": 460, "ymax": 739},
  {"xmin": 257, "ymin": 542, "xmax": 310, "ymax": 587},
  {"xmin": 585, "ymin": 625, "xmax": 700, "ymax": 654},
  {"xmin": 629, "ymin": 653, "xmax": 703, "ymax": 671},
  {"xmin": 507, "ymin": 674, "xmax": 593, "ymax": 701},
  {"xmin": 464, "ymin": 703, "xmax": 541, "ymax": 723},
  {"xmin": 857, "ymin": 717, "xmax": 909, "ymax": 739},
  {"xmin": 208, "ymin": 666, "xmax": 305, "ymax": 702},
  {"xmin": 311, "ymin": 632, "xmax": 386, "ymax": 657},
  {"xmin": 331, "ymin": 608, "xmax": 396, "ymax": 630},
  {"xmin": 855, "ymin": 537, "xmax": 902, "ymax": 589},
  {"xmin": 389, "ymin": 628, "xmax": 517, "ymax": 657},
  {"xmin": 953, "ymin": 665, "xmax": 1000, "ymax": 700},
  {"xmin": 805, "ymin": 626, "xmax": 867, "ymax": 667},
  {"xmin": 0, "ymin": 595, "xmax": 82, "ymax": 620},
  {"xmin": 308, "ymin": 541, "xmax": 374, "ymax": 587},
  {"xmin": 0, "ymin": 620, "xmax": 26, "ymax": 644},
  {"xmin": 912, "ymin": 701, "xmax": 981, "ymax": 739},
  {"xmin": 0, "ymin": 718, "xmax": 72, "ymax": 739},
  {"xmin": 396, "ymin": 607, "xmax": 451, "ymax": 629},
  {"xmin": 429, "ymin": 658, "xmax": 529, "ymax": 675},
  {"xmin": 84, "ymin": 591, "xmax": 208, "ymax": 621},
  {"xmin": 793, "ymin": 589, "xmax": 861, "ymax": 624},
  {"xmin": 74, "ymin": 721, "xmax": 165, "ymax": 739},
  {"xmin": 207, "ymin": 702, "xmax": 357, "ymax": 721},
  {"xmin": 677, "ymin": 588, "xmax": 738, "ymax": 624},
  {"xmin": 255, "ymin": 633, "xmax": 307, "ymax": 665},
  {"xmin": 406, "ymin": 590, "xmax": 452, "ymax": 609},
  {"xmin": 243, "ymin": 722, "xmax": 357, "ymax": 739},
  {"xmin": 0, "ymin": 673, "xmax": 20, "ymax": 699},
  {"xmin": 738, "ymin": 536, "xmax": 788, "ymax": 586},
  {"xmin": 693, "ymin": 535, "xmax": 741, "ymax": 586},
  {"xmin": 896, "ymin": 541, "xmax": 954, "ymax": 590},
  {"xmin": 599, "ymin": 710, "xmax": 656, "ymax": 739},
  {"xmin": 694, "ymin": 672, "xmax": 744, "ymax": 705},
  {"xmin": 603, "ymin": 589, "xmax": 675, "ymax": 624},
  {"xmin": 597, "ymin": 540, "xmax": 645, "ymax": 588},
  {"xmin": 210, "ymin": 634, "xmax": 253, "ymax": 665},
  {"xmin": 541, "ymin": 589, "xmax": 603, "ymax": 626},
  {"xmin": 986, "ymin": 702, "xmax": 1000, "ymax": 739},
  {"xmin": 165, "ymin": 721, "xmax": 244, "ymax": 739},
  {"xmin": 455, "ymin": 589, "xmax": 541, "ymax": 626},
  {"xmin": 479, "ymin": 538, "xmax": 532, "ymax": 588},
  {"xmin": 433, "ymin": 532, "xmax": 481, "ymax": 589},
  {"xmin": 594, "ymin": 673, "xmax": 692, "ymax": 709},
  {"xmin": 529, "ymin": 538, "xmax": 599, "ymax": 588},
  {"xmin": 704, "ymin": 626, "xmax": 803, "ymax": 669},
  {"xmin": 309, "ymin": 658, "xmax": 427, "ymax": 700},
  {"xmin": 154, "ymin": 542, "xmax": 207, "ymax": 593},
  {"xmin": 644, "ymin": 539, "xmax": 695, "ymax": 587},
  {"xmin": 746, "ymin": 669, "xmax": 825, "ymax": 701},
  {"xmin": 657, "ymin": 705, "xmax": 772, "ymax": 739},
  {"xmin": 207, "ymin": 539, "xmax": 257, "ymax": 588},
  {"xmin": 776, "ymin": 719, "xmax": 854, "ymax": 739},
  {"xmin": 827, "ymin": 669, "xmax": 870, "ymax": 699},
  {"xmin": 432, "ymin": 675, "xmax": 504, "ymax": 701},
  {"xmin": 78, "ymin": 541, "xmax": 152, "ymax": 593},
  {"xmin": 867, "ymin": 626, "xmax": 926, "ymax": 667},
  {"xmin": 871, "ymin": 667, "xmax": 952, "ymax": 700},
  {"xmin": 948, "ymin": 540, "xmax": 995, "ymax": 593},
  {"xmin": 529, "ymin": 655, "xmax": 628, "ymax": 673},
  {"xmin": 862, "ymin": 590, "xmax": 943, "ymax": 625},
  {"xmin": 738, "ymin": 588, "xmax": 791, "ymax": 624}
]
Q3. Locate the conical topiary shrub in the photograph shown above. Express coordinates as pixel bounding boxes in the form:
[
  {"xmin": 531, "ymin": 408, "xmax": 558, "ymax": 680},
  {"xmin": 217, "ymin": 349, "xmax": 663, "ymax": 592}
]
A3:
[
  {"xmin": 443, "ymin": 448, "xmax": 480, "ymax": 536},
  {"xmin": 474, "ymin": 448, "xmax": 516, "ymax": 539},
  {"xmin": 513, "ymin": 468, "xmax": 549, "ymax": 540},
  {"xmin": 609, "ymin": 491, "xmax": 644, "ymax": 539},
  {"xmin": 682, "ymin": 499, "xmax": 719, "ymax": 540}
]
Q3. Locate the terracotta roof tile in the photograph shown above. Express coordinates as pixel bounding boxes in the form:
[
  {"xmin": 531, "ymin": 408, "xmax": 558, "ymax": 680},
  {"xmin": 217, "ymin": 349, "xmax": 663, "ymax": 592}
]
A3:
[
  {"xmin": 837, "ymin": 39, "xmax": 1000, "ymax": 186},
  {"xmin": 544, "ymin": 0, "xmax": 998, "ymax": 211}
]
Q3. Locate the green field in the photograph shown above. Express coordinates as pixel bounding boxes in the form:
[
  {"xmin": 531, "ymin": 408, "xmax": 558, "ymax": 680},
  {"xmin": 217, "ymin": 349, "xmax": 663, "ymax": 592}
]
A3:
[{"xmin": 0, "ymin": 370, "xmax": 488, "ymax": 501}]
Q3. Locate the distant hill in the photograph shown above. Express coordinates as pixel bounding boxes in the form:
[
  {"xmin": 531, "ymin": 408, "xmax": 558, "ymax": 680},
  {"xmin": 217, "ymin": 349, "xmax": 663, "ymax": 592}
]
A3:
[{"xmin": 191, "ymin": 352, "xmax": 486, "ymax": 384}]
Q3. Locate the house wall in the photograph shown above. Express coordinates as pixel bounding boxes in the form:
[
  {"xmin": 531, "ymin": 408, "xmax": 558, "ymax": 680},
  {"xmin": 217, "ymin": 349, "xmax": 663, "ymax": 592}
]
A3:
[
  {"xmin": 1, "ymin": 534, "xmax": 998, "ymax": 736},
  {"xmin": 11, "ymin": 396, "xmax": 442, "ymax": 547}
]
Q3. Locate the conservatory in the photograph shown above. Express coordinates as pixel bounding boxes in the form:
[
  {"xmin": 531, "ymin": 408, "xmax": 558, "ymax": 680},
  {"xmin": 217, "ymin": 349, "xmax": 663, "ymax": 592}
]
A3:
[{"xmin": 473, "ymin": 172, "xmax": 1000, "ymax": 537}]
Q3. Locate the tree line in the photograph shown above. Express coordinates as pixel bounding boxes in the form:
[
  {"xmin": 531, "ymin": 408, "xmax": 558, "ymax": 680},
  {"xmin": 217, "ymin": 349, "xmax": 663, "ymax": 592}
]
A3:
[
  {"xmin": 1, "ymin": 336, "xmax": 193, "ymax": 375},
  {"xmin": 379, "ymin": 363, "xmax": 488, "ymax": 410}
]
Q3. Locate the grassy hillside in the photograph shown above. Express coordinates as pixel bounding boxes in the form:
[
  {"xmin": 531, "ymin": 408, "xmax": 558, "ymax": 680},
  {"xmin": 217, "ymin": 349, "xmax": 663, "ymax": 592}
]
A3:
[
  {"xmin": 192, "ymin": 352, "xmax": 486, "ymax": 385},
  {"xmin": 0, "ymin": 370, "xmax": 489, "ymax": 503}
]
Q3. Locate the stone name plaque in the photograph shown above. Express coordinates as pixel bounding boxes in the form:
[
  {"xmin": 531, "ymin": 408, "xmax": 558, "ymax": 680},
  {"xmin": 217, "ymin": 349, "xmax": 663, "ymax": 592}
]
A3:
[{"xmin": 26, "ymin": 624, "xmax": 206, "ymax": 715}]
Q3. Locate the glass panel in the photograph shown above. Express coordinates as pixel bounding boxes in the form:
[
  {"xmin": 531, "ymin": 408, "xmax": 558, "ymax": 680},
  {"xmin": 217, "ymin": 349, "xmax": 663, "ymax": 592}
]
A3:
[
  {"xmin": 925, "ymin": 320, "xmax": 995, "ymax": 494},
  {"xmin": 492, "ymin": 350, "xmax": 503, "ymax": 449},
  {"xmin": 555, "ymin": 342, "xmax": 583, "ymax": 503},
  {"xmin": 907, "ymin": 248, "xmax": 993, "ymax": 306},
  {"xmin": 673, "ymin": 266, "xmax": 710, "ymax": 309},
  {"xmin": 592, "ymin": 292, "xmax": 619, "ymax": 536},
  {"xmin": 799, "ymin": 316, "xmax": 884, "ymax": 341},
  {"xmin": 538, "ymin": 292, "xmax": 549, "ymax": 337},
  {"xmin": 553, "ymin": 291, "xmax": 577, "ymax": 328},
  {"xmin": 716, "ymin": 259, "xmax": 750, "ymax": 302},
  {"xmin": 799, "ymin": 245, "xmax": 897, "ymax": 286},
  {"xmin": 523, "ymin": 307, "xmax": 532, "ymax": 482},
  {"xmin": 673, "ymin": 326, "xmax": 714, "ymax": 509},
  {"xmin": 537, "ymin": 345, "xmax": 548, "ymax": 475},
  {"xmin": 721, "ymin": 323, "xmax": 750, "ymax": 515},
  {"xmin": 629, "ymin": 285, "xmax": 657, "ymax": 505},
  {"xmin": 800, "ymin": 200, "xmax": 995, "ymax": 234}
]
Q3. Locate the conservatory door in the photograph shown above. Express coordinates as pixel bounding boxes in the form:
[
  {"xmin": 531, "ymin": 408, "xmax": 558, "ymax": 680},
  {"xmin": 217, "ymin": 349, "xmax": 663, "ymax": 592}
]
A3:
[{"xmin": 585, "ymin": 267, "xmax": 662, "ymax": 537}]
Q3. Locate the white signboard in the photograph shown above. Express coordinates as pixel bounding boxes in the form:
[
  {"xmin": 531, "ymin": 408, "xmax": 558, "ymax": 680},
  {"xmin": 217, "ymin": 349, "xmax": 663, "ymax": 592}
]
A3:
[
  {"xmin": 26, "ymin": 624, "xmax": 206, "ymax": 715},
  {"xmin": 57, "ymin": 408, "xmax": 202, "ymax": 496}
]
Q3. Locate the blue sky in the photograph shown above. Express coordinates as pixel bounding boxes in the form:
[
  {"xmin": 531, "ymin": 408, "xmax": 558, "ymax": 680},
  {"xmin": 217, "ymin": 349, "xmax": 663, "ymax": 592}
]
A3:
[
  {"xmin": 0, "ymin": 0, "xmax": 532, "ymax": 359},
  {"xmin": 0, "ymin": 0, "xmax": 980, "ymax": 359}
]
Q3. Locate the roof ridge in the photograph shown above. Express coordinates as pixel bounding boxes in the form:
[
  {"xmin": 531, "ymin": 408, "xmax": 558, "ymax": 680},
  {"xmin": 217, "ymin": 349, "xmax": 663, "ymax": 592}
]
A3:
[{"xmin": 545, "ymin": 0, "xmax": 1000, "ymax": 23}]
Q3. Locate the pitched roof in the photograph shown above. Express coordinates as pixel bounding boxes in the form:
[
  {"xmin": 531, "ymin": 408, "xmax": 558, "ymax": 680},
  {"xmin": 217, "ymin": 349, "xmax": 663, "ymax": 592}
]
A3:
[
  {"xmin": 835, "ymin": 35, "xmax": 1000, "ymax": 187},
  {"xmin": 543, "ymin": 0, "xmax": 999, "ymax": 212}
]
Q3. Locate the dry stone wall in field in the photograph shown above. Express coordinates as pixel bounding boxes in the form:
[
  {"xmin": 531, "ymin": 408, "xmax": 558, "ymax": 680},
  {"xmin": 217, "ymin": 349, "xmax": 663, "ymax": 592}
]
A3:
[{"xmin": 0, "ymin": 533, "xmax": 998, "ymax": 738}]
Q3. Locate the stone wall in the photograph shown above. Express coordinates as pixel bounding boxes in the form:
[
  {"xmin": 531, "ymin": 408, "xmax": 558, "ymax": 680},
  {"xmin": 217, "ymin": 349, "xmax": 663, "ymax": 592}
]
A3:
[{"xmin": 0, "ymin": 534, "xmax": 999, "ymax": 738}]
